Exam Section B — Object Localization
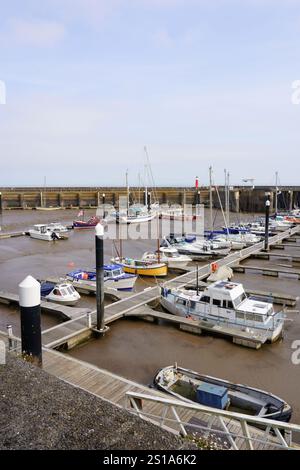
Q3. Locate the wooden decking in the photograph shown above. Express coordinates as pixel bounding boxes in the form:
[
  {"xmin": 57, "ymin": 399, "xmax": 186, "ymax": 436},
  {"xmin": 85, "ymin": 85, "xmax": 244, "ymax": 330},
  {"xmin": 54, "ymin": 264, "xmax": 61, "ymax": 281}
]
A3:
[{"xmin": 0, "ymin": 290, "xmax": 90, "ymax": 320}]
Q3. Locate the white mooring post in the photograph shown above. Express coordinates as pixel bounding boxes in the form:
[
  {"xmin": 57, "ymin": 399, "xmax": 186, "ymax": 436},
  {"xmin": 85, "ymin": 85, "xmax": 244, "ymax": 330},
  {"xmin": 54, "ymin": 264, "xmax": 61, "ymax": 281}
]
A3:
[{"xmin": 19, "ymin": 275, "xmax": 42, "ymax": 366}]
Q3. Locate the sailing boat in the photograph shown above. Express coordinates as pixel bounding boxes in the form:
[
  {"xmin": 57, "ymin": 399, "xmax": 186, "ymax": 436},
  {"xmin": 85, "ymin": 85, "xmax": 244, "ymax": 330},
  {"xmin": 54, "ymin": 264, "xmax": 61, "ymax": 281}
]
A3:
[
  {"xmin": 36, "ymin": 176, "xmax": 62, "ymax": 211},
  {"xmin": 116, "ymin": 167, "xmax": 157, "ymax": 224}
]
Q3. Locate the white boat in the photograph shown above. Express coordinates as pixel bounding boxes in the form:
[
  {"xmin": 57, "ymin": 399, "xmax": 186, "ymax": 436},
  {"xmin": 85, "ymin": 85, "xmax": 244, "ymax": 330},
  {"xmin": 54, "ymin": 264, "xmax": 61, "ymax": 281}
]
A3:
[
  {"xmin": 226, "ymin": 232, "xmax": 261, "ymax": 246},
  {"xmin": 163, "ymin": 236, "xmax": 231, "ymax": 259},
  {"xmin": 67, "ymin": 265, "xmax": 137, "ymax": 291},
  {"xmin": 212, "ymin": 235, "xmax": 245, "ymax": 250},
  {"xmin": 117, "ymin": 210, "xmax": 157, "ymax": 224},
  {"xmin": 269, "ymin": 217, "xmax": 293, "ymax": 232},
  {"xmin": 161, "ymin": 280, "xmax": 284, "ymax": 343},
  {"xmin": 40, "ymin": 281, "xmax": 80, "ymax": 306},
  {"xmin": 46, "ymin": 222, "xmax": 69, "ymax": 233},
  {"xmin": 29, "ymin": 224, "xmax": 69, "ymax": 241},
  {"xmin": 142, "ymin": 246, "xmax": 192, "ymax": 270}
]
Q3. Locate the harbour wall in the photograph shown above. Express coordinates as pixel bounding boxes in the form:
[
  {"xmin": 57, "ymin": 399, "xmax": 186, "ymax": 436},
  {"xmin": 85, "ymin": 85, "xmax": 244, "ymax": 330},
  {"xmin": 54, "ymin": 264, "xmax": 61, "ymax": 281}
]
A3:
[{"xmin": 0, "ymin": 186, "xmax": 299, "ymax": 212}]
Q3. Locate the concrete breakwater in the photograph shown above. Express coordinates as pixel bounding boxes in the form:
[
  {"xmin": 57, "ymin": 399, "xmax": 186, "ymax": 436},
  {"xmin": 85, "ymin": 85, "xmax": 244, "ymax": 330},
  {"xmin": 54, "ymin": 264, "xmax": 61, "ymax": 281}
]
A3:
[{"xmin": 0, "ymin": 185, "xmax": 299, "ymax": 212}]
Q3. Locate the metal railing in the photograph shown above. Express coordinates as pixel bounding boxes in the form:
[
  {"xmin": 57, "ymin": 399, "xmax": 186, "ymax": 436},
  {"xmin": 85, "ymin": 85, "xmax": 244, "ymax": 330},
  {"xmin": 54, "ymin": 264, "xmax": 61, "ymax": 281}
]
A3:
[{"xmin": 125, "ymin": 391, "xmax": 300, "ymax": 450}]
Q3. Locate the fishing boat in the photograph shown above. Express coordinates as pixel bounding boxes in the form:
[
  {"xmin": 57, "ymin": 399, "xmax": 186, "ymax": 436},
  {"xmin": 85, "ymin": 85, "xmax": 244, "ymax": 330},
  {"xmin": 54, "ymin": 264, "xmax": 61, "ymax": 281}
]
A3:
[
  {"xmin": 67, "ymin": 265, "xmax": 137, "ymax": 291},
  {"xmin": 40, "ymin": 281, "xmax": 80, "ymax": 306},
  {"xmin": 161, "ymin": 280, "xmax": 284, "ymax": 342},
  {"xmin": 154, "ymin": 365, "xmax": 292, "ymax": 422},
  {"xmin": 29, "ymin": 224, "xmax": 69, "ymax": 241},
  {"xmin": 111, "ymin": 256, "xmax": 167, "ymax": 277},
  {"xmin": 142, "ymin": 246, "xmax": 192, "ymax": 270}
]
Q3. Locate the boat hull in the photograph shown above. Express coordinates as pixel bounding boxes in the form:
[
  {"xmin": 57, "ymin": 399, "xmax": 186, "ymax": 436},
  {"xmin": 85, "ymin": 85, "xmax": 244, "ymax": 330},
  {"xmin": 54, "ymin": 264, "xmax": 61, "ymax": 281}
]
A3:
[
  {"xmin": 44, "ymin": 295, "xmax": 79, "ymax": 306},
  {"xmin": 160, "ymin": 295, "xmax": 284, "ymax": 343},
  {"xmin": 66, "ymin": 274, "xmax": 137, "ymax": 291},
  {"xmin": 122, "ymin": 264, "xmax": 167, "ymax": 277},
  {"xmin": 154, "ymin": 365, "xmax": 292, "ymax": 423},
  {"xmin": 36, "ymin": 207, "xmax": 62, "ymax": 211}
]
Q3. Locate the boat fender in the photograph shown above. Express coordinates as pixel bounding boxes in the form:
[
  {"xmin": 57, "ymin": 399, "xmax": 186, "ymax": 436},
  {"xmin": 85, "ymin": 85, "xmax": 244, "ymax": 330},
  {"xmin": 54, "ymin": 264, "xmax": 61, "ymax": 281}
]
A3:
[{"xmin": 211, "ymin": 262, "xmax": 218, "ymax": 272}]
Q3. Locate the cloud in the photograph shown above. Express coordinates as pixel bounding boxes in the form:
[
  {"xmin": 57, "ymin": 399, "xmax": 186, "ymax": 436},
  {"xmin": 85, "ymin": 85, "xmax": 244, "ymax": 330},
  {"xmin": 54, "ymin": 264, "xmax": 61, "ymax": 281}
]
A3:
[{"xmin": 2, "ymin": 18, "xmax": 66, "ymax": 47}]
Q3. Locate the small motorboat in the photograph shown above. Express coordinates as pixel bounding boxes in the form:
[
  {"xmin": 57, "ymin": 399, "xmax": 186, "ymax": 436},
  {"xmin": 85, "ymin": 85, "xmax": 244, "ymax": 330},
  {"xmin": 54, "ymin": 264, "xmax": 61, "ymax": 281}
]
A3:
[
  {"xmin": 29, "ymin": 224, "xmax": 69, "ymax": 241},
  {"xmin": 67, "ymin": 264, "xmax": 137, "ymax": 291},
  {"xmin": 154, "ymin": 365, "xmax": 292, "ymax": 422},
  {"xmin": 40, "ymin": 281, "xmax": 80, "ymax": 306},
  {"xmin": 111, "ymin": 256, "xmax": 168, "ymax": 277}
]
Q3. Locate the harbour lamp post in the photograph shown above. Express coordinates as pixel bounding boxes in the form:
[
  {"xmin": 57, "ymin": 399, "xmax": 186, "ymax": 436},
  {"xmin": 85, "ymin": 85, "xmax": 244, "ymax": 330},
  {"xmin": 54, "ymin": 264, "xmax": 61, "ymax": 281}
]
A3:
[
  {"xmin": 264, "ymin": 192, "xmax": 271, "ymax": 251},
  {"xmin": 102, "ymin": 193, "xmax": 106, "ymax": 218}
]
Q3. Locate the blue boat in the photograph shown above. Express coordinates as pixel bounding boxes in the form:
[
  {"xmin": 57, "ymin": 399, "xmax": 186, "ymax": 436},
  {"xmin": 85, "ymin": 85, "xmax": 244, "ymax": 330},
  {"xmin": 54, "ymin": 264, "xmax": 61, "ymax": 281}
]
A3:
[{"xmin": 66, "ymin": 264, "xmax": 137, "ymax": 291}]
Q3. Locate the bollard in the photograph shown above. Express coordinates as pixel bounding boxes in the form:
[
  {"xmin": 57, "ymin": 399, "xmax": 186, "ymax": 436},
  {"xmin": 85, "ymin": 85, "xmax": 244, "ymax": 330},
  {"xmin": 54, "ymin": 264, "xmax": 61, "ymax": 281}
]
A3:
[
  {"xmin": 6, "ymin": 324, "xmax": 13, "ymax": 350},
  {"xmin": 19, "ymin": 275, "xmax": 42, "ymax": 366},
  {"xmin": 147, "ymin": 192, "xmax": 151, "ymax": 212},
  {"xmin": 86, "ymin": 311, "xmax": 92, "ymax": 328},
  {"xmin": 264, "ymin": 193, "xmax": 271, "ymax": 251}
]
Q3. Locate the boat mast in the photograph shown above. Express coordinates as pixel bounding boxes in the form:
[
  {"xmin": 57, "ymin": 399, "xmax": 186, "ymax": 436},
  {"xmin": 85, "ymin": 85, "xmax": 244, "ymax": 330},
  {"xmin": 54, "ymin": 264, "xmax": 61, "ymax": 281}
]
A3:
[
  {"xmin": 157, "ymin": 214, "xmax": 160, "ymax": 263},
  {"xmin": 224, "ymin": 169, "xmax": 227, "ymax": 226},
  {"xmin": 209, "ymin": 166, "xmax": 213, "ymax": 233},
  {"xmin": 126, "ymin": 169, "xmax": 129, "ymax": 216},
  {"xmin": 43, "ymin": 175, "xmax": 46, "ymax": 208},
  {"xmin": 275, "ymin": 171, "xmax": 278, "ymax": 216},
  {"xmin": 227, "ymin": 171, "xmax": 230, "ymax": 227}
]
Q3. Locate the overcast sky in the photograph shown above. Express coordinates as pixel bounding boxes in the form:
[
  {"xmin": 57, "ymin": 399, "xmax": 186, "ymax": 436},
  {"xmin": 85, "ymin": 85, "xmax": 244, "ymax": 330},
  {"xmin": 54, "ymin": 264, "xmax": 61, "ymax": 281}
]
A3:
[{"xmin": 0, "ymin": 0, "xmax": 300, "ymax": 187}]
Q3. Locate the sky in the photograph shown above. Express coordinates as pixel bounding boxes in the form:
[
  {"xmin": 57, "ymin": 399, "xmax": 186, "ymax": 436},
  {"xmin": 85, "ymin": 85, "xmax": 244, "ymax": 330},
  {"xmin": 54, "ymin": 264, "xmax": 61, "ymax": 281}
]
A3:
[{"xmin": 0, "ymin": 0, "xmax": 300, "ymax": 187}]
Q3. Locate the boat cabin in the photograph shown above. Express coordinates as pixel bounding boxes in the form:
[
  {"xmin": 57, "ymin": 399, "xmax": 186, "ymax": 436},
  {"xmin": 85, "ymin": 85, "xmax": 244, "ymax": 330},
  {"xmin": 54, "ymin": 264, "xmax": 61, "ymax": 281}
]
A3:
[
  {"xmin": 103, "ymin": 264, "xmax": 124, "ymax": 278},
  {"xmin": 172, "ymin": 281, "xmax": 276, "ymax": 325}
]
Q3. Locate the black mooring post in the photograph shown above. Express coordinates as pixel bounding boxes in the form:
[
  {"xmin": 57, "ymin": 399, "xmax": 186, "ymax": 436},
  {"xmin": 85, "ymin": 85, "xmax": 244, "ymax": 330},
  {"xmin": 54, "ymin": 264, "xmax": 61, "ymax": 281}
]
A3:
[
  {"xmin": 147, "ymin": 192, "xmax": 151, "ymax": 212},
  {"xmin": 102, "ymin": 193, "xmax": 106, "ymax": 218},
  {"xmin": 19, "ymin": 275, "xmax": 42, "ymax": 366},
  {"xmin": 95, "ymin": 223, "xmax": 105, "ymax": 332},
  {"xmin": 0, "ymin": 192, "xmax": 2, "ymax": 212},
  {"xmin": 264, "ymin": 193, "xmax": 271, "ymax": 251}
]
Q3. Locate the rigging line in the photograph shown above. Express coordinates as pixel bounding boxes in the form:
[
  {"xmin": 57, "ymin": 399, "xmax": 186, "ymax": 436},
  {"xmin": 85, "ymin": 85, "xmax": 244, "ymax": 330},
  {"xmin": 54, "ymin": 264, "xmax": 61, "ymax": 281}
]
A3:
[{"xmin": 144, "ymin": 146, "xmax": 158, "ymax": 203}]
